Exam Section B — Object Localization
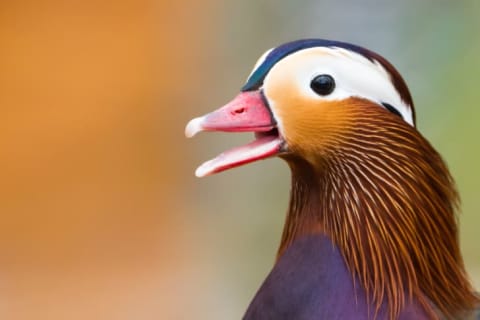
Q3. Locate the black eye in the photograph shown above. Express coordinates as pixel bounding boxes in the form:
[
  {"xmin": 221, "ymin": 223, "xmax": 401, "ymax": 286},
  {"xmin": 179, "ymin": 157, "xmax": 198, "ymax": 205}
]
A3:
[{"xmin": 310, "ymin": 74, "xmax": 335, "ymax": 96}]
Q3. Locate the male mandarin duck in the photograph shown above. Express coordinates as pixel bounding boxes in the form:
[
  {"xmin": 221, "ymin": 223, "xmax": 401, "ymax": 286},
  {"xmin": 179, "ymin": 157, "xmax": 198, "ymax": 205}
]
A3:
[{"xmin": 185, "ymin": 39, "xmax": 480, "ymax": 319}]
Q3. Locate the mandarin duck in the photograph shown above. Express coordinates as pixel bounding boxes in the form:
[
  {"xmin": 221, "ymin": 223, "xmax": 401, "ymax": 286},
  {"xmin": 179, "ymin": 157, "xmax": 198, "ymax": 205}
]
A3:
[{"xmin": 185, "ymin": 39, "xmax": 479, "ymax": 320}]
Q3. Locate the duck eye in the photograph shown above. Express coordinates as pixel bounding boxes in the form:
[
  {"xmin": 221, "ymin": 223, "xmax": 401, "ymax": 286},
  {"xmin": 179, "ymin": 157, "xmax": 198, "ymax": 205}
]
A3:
[{"xmin": 310, "ymin": 74, "xmax": 335, "ymax": 96}]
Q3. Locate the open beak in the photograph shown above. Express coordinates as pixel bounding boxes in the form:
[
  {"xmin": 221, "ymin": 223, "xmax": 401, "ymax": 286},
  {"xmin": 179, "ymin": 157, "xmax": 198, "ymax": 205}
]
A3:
[{"xmin": 185, "ymin": 91, "xmax": 284, "ymax": 177}]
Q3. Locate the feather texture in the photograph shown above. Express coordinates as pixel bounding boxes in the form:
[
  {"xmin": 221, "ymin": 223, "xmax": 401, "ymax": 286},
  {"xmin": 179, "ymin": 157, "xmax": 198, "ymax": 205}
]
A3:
[
  {"xmin": 277, "ymin": 98, "xmax": 479, "ymax": 319},
  {"xmin": 245, "ymin": 234, "xmax": 429, "ymax": 319}
]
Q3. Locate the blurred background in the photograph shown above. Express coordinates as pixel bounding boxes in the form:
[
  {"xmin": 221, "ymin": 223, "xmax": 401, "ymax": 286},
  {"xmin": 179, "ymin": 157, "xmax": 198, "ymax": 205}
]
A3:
[{"xmin": 0, "ymin": 0, "xmax": 478, "ymax": 319}]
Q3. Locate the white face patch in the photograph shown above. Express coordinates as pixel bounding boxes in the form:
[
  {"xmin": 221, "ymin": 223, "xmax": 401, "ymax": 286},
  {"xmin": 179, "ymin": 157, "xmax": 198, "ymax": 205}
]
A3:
[{"xmin": 261, "ymin": 47, "xmax": 414, "ymax": 126}]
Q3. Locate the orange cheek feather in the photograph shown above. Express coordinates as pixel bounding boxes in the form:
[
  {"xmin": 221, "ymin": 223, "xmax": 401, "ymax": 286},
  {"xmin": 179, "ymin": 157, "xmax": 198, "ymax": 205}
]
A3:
[{"xmin": 271, "ymin": 93, "xmax": 361, "ymax": 158}]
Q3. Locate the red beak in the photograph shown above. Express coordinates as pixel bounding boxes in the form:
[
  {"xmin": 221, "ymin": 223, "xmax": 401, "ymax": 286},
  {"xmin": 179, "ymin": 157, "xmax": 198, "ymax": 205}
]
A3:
[{"xmin": 185, "ymin": 91, "xmax": 284, "ymax": 177}]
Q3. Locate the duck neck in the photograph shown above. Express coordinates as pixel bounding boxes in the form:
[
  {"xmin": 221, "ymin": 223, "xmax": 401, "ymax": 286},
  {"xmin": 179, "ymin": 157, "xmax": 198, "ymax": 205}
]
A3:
[
  {"xmin": 276, "ymin": 128, "xmax": 478, "ymax": 319},
  {"xmin": 277, "ymin": 156, "xmax": 324, "ymax": 258}
]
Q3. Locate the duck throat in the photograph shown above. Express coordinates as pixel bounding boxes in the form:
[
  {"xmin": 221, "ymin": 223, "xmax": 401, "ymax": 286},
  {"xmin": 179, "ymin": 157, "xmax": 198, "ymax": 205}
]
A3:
[
  {"xmin": 277, "ymin": 126, "xmax": 479, "ymax": 319},
  {"xmin": 277, "ymin": 156, "xmax": 323, "ymax": 258}
]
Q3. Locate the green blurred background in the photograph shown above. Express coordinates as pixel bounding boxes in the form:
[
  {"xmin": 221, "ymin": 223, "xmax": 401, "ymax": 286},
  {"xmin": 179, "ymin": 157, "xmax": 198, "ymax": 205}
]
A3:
[{"xmin": 0, "ymin": 0, "xmax": 478, "ymax": 319}]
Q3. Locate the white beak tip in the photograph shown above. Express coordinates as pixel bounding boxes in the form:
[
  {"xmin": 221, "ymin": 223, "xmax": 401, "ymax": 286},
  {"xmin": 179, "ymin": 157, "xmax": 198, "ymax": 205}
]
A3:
[
  {"xmin": 185, "ymin": 116, "xmax": 205, "ymax": 138},
  {"xmin": 194, "ymin": 162, "xmax": 212, "ymax": 178}
]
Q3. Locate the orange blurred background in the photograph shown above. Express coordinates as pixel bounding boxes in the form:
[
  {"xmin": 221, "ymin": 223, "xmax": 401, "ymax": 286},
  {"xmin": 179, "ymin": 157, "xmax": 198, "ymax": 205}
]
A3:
[
  {"xmin": 0, "ymin": 0, "xmax": 215, "ymax": 318},
  {"xmin": 0, "ymin": 1, "xmax": 478, "ymax": 319}
]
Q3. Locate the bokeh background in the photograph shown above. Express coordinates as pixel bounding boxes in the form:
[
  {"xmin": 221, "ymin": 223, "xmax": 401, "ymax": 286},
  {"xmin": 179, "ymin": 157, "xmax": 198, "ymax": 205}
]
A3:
[{"xmin": 0, "ymin": 0, "xmax": 479, "ymax": 319}]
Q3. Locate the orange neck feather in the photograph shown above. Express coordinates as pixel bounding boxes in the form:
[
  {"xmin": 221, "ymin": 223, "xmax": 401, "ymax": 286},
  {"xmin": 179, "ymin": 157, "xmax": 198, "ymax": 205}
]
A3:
[{"xmin": 277, "ymin": 105, "xmax": 479, "ymax": 319}]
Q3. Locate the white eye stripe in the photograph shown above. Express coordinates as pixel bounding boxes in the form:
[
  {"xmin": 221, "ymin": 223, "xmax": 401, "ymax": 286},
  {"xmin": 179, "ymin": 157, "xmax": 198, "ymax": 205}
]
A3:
[{"xmin": 264, "ymin": 47, "xmax": 414, "ymax": 126}]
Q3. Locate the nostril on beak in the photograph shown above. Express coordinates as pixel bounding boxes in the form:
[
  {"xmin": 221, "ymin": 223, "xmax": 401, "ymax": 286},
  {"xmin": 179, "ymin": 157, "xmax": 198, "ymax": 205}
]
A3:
[{"xmin": 233, "ymin": 107, "xmax": 246, "ymax": 115}]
